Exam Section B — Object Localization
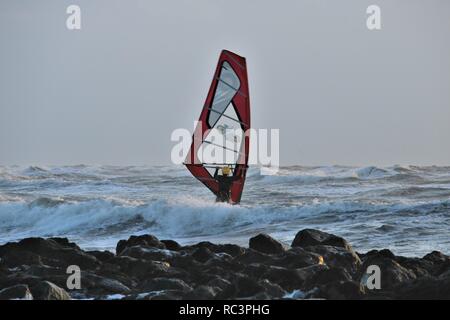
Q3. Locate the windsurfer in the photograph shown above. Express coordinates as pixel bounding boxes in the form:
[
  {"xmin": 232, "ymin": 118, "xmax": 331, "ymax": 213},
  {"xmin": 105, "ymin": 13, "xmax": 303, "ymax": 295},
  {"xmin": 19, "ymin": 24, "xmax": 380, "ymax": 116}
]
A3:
[{"xmin": 214, "ymin": 166, "xmax": 238, "ymax": 203}]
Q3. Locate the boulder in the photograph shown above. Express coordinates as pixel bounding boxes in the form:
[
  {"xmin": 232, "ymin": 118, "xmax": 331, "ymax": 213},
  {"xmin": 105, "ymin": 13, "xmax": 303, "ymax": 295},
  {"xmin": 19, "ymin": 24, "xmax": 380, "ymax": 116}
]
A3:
[
  {"xmin": 185, "ymin": 242, "xmax": 246, "ymax": 257},
  {"xmin": 119, "ymin": 246, "xmax": 178, "ymax": 262},
  {"xmin": 249, "ymin": 233, "xmax": 285, "ymax": 255},
  {"xmin": 0, "ymin": 237, "xmax": 99, "ymax": 270},
  {"xmin": 258, "ymin": 279, "xmax": 285, "ymax": 298},
  {"xmin": 161, "ymin": 240, "xmax": 182, "ymax": 251},
  {"xmin": 0, "ymin": 284, "xmax": 33, "ymax": 300},
  {"xmin": 141, "ymin": 278, "xmax": 193, "ymax": 293},
  {"xmin": 87, "ymin": 250, "xmax": 115, "ymax": 262},
  {"xmin": 192, "ymin": 247, "xmax": 215, "ymax": 263},
  {"xmin": 81, "ymin": 272, "xmax": 131, "ymax": 295},
  {"xmin": 292, "ymin": 229, "xmax": 353, "ymax": 252},
  {"xmin": 30, "ymin": 281, "xmax": 71, "ymax": 300},
  {"xmin": 392, "ymin": 277, "xmax": 450, "ymax": 300},
  {"xmin": 116, "ymin": 234, "xmax": 165, "ymax": 255},
  {"xmin": 315, "ymin": 280, "xmax": 366, "ymax": 300},
  {"xmin": 184, "ymin": 285, "xmax": 219, "ymax": 300},
  {"xmin": 274, "ymin": 247, "xmax": 324, "ymax": 269},
  {"xmin": 305, "ymin": 245, "xmax": 361, "ymax": 273},
  {"xmin": 359, "ymin": 256, "xmax": 416, "ymax": 289}
]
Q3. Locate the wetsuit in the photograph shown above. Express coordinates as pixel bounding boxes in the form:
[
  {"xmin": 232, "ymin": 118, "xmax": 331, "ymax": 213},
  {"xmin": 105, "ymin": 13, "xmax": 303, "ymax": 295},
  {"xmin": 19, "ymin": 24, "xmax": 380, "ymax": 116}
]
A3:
[{"xmin": 214, "ymin": 170, "xmax": 238, "ymax": 202}]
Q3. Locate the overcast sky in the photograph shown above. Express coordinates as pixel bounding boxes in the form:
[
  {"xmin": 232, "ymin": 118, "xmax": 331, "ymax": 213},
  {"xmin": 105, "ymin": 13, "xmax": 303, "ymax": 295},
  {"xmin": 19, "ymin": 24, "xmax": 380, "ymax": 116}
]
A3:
[{"xmin": 1, "ymin": 0, "xmax": 449, "ymax": 166}]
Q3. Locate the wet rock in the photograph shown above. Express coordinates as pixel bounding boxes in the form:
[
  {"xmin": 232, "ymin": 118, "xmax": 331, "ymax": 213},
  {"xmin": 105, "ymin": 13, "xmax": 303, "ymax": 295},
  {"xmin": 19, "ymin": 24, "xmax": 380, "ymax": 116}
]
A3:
[
  {"xmin": 234, "ymin": 248, "xmax": 278, "ymax": 265},
  {"xmin": 258, "ymin": 279, "xmax": 285, "ymax": 298},
  {"xmin": 261, "ymin": 266, "xmax": 306, "ymax": 291},
  {"xmin": 192, "ymin": 247, "xmax": 215, "ymax": 263},
  {"xmin": 359, "ymin": 256, "xmax": 416, "ymax": 289},
  {"xmin": 161, "ymin": 240, "xmax": 182, "ymax": 251},
  {"xmin": 184, "ymin": 285, "xmax": 219, "ymax": 300},
  {"xmin": 109, "ymin": 255, "xmax": 171, "ymax": 279},
  {"xmin": 88, "ymin": 250, "xmax": 115, "ymax": 262},
  {"xmin": 361, "ymin": 249, "xmax": 396, "ymax": 261},
  {"xmin": 0, "ymin": 237, "xmax": 99, "ymax": 270},
  {"xmin": 392, "ymin": 277, "xmax": 450, "ymax": 300},
  {"xmin": 141, "ymin": 277, "xmax": 192, "ymax": 293},
  {"xmin": 249, "ymin": 233, "xmax": 285, "ymax": 255},
  {"xmin": 422, "ymin": 251, "xmax": 449, "ymax": 264},
  {"xmin": 81, "ymin": 272, "xmax": 131, "ymax": 295},
  {"xmin": 292, "ymin": 229, "xmax": 351, "ymax": 251},
  {"xmin": 218, "ymin": 274, "xmax": 265, "ymax": 299},
  {"xmin": 207, "ymin": 277, "xmax": 232, "ymax": 291},
  {"xmin": 0, "ymin": 248, "xmax": 43, "ymax": 268},
  {"xmin": 304, "ymin": 267, "xmax": 352, "ymax": 288},
  {"xmin": 305, "ymin": 245, "xmax": 361, "ymax": 273},
  {"xmin": 274, "ymin": 247, "xmax": 324, "ymax": 269},
  {"xmin": 185, "ymin": 242, "xmax": 246, "ymax": 257},
  {"xmin": 145, "ymin": 289, "xmax": 185, "ymax": 300},
  {"xmin": 0, "ymin": 284, "xmax": 33, "ymax": 300},
  {"xmin": 30, "ymin": 281, "xmax": 71, "ymax": 300},
  {"xmin": 116, "ymin": 234, "xmax": 165, "ymax": 255},
  {"xmin": 119, "ymin": 246, "xmax": 178, "ymax": 262},
  {"xmin": 315, "ymin": 280, "xmax": 366, "ymax": 300}
]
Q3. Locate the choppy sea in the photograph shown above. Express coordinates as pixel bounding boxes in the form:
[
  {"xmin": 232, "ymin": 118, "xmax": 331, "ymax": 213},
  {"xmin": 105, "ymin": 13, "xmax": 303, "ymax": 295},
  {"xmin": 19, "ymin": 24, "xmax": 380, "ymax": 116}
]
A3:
[{"xmin": 0, "ymin": 165, "xmax": 449, "ymax": 256}]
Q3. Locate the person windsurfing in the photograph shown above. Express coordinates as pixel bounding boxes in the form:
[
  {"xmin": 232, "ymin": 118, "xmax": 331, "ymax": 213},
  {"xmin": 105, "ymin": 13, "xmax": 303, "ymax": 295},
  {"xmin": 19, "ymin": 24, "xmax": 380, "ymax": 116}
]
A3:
[{"xmin": 214, "ymin": 166, "xmax": 239, "ymax": 203}]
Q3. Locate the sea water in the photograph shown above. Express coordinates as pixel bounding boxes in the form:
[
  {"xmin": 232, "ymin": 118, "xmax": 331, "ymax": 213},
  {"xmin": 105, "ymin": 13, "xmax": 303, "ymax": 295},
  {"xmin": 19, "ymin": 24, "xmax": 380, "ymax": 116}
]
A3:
[{"xmin": 0, "ymin": 164, "xmax": 449, "ymax": 256}]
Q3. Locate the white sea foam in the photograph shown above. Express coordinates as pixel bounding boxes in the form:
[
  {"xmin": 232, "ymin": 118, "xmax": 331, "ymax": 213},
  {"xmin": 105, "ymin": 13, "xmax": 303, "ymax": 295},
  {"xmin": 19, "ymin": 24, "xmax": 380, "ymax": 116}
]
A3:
[{"xmin": 0, "ymin": 165, "xmax": 449, "ymax": 256}]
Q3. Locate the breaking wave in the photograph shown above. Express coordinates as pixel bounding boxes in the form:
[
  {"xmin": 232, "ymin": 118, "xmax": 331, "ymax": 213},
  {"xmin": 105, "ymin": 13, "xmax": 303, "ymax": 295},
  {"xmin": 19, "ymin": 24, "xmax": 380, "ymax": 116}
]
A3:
[{"xmin": 0, "ymin": 164, "xmax": 449, "ymax": 255}]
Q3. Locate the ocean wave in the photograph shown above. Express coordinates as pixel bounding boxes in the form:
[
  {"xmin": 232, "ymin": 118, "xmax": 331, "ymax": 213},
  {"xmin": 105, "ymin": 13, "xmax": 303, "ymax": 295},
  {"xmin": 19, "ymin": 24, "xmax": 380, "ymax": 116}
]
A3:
[{"xmin": 0, "ymin": 196, "xmax": 448, "ymax": 245}]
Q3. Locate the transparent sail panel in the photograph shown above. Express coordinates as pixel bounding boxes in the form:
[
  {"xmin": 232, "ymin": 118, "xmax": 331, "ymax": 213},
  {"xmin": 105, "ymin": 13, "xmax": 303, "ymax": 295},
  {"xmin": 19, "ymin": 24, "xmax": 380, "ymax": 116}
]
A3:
[
  {"xmin": 198, "ymin": 102, "xmax": 244, "ymax": 167},
  {"xmin": 208, "ymin": 61, "xmax": 241, "ymax": 128}
]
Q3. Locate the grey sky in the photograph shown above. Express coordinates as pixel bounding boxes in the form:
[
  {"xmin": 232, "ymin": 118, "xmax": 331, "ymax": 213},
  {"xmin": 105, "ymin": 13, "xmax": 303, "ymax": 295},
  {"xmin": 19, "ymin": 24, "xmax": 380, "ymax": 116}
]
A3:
[{"xmin": 1, "ymin": 0, "xmax": 449, "ymax": 166}]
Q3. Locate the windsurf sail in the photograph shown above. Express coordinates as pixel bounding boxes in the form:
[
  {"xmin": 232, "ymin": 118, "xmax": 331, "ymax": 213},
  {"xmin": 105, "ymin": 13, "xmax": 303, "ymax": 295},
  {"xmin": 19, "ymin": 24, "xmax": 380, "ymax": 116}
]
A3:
[{"xmin": 184, "ymin": 50, "xmax": 250, "ymax": 204}]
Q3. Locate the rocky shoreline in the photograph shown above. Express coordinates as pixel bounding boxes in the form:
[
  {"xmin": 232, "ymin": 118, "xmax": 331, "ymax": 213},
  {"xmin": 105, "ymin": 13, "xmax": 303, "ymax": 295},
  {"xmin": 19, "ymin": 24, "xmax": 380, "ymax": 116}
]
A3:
[{"xmin": 0, "ymin": 229, "xmax": 449, "ymax": 300}]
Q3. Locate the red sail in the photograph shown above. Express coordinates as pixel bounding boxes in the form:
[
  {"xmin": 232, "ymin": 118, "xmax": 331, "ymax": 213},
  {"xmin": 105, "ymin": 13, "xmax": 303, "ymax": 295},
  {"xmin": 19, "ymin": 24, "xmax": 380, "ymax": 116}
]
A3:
[{"xmin": 184, "ymin": 50, "xmax": 250, "ymax": 204}]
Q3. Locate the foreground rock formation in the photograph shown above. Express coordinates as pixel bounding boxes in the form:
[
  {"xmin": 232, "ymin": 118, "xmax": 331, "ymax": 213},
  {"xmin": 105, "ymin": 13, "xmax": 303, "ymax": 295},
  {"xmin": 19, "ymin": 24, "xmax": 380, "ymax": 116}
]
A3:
[{"xmin": 0, "ymin": 229, "xmax": 448, "ymax": 300}]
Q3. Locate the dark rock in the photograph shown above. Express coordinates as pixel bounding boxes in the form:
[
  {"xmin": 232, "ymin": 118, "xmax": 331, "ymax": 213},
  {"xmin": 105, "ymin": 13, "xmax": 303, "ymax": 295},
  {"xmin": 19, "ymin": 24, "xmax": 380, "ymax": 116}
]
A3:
[
  {"xmin": 274, "ymin": 247, "xmax": 324, "ymax": 269},
  {"xmin": 184, "ymin": 285, "xmax": 219, "ymax": 300},
  {"xmin": 292, "ymin": 229, "xmax": 352, "ymax": 252},
  {"xmin": 297, "ymin": 264, "xmax": 329, "ymax": 288},
  {"xmin": 249, "ymin": 233, "xmax": 285, "ymax": 255},
  {"xmin": 262, "ymin": 266, "xmax": 310, "ymax": 291},
  {"xmin": 304, "ymin": 267, "xmax": 352, "ymax": 288},
  {"xmin": 141, "ymin": 278, "xmax": 192, "ymax": 293},
  {"xmin": 87, "ymin": 250, "xmax": 115, "ymax": 262},
  {"xmin": 0, "ymin": 284, "xmax": 33, "ymax": 300},
  {"xmin": 0, "ymin": 237, "xmax": 99, "ymax": 270},
  {"xmin": 207, "ymin": 277, "xmax": 232, "ymax": 291},
  {"xmin": 362, "ymin": 249, "xmax": 396, "ymax": 261},
  {"xmin": 30, "ymin": 281, "xmax": 71, "ymax": 300},
  {"xmin": 0, "ymin": 249, "xmax": 43, "ymax": 268},
  {"xmin": 116, "ymin": 234, "xmax": 165, "ymax": 255},
  {"xmin": 305, "ymin": 245, "xmax": 361, "ymax": 273},
  {"xmin": 234, "ymin": 248, "xmax": 278, "ymax": 265},
  {"xmin": 217, "ymin": 274, "xmax": 265, "ymax": 299},
  {"xmin": 119, "ymin": 246, "xmax": 178, "ymax": 262},
  {"xmin": 81, "ymin": 272, "xmax": 131, "ymax": 295},
  {"xmin": 145, "ymin": 289, "xmax": 185, "ymax": 300},
  {"xmin": 161, "ymin": 240, "xmax": 182, "ymax": 251},
  {"xmin": 192, "ymin": 247, "xmax": 214, "ymax": 263},
  {"xmin": 359, "ymin": 256, "xmax": 416, "ymax": 289},
  {"xmin": 392, "ymin": 277, "xmax": 450, "ymax": 300},
  {"xmin": 315, "ymin": 280, "xmax": 366, "ymax": 300},
  {"xmin": 258, "ymin": 279, "xmax": 285, "ymax": 298},
  {"xmin": 185, "ymin": 242, "xmax": 246, "ymax": 257},
  {"xmin": 422, "ymin": 251, "xmax": 449, "ymax": 264}
]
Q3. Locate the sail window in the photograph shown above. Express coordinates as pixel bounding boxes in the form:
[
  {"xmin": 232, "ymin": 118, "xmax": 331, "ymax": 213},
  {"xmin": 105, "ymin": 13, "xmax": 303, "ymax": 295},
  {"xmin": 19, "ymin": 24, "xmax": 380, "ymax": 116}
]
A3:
[{"xmin": 208, "ymin": 61, "xmax": 241, "ymax": 128}]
